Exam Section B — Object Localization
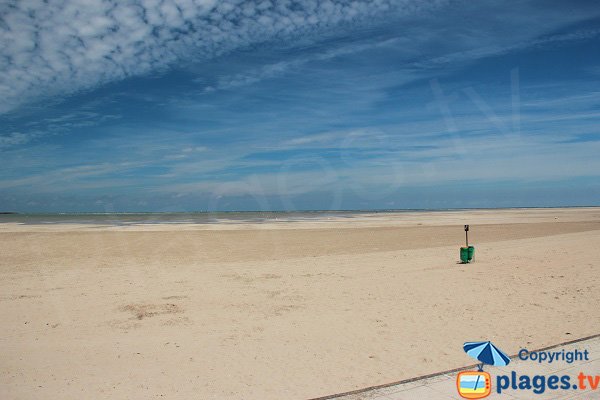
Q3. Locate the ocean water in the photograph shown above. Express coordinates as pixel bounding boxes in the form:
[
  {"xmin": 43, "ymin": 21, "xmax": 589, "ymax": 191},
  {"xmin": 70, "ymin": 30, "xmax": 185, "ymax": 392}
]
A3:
[
  {"xmin": 1, "ymin": 207, "xmax": 583, "ymax": 226},
  {"xmin": 0, "ymin": 210, "xmax": 389, "ymax": 225}
]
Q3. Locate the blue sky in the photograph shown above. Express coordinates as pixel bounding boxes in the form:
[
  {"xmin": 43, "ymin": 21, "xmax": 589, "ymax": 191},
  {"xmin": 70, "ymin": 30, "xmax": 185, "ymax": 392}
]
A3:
[{"xmin": 1, "ymin": 0, "xmax": 600, "ymax": 212}]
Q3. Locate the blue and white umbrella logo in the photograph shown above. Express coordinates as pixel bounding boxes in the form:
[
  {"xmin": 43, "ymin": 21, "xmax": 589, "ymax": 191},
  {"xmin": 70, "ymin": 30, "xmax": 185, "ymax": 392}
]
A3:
[{"xmin": 463, "ymin": 341, "xmax": 511, "ymax": 370}]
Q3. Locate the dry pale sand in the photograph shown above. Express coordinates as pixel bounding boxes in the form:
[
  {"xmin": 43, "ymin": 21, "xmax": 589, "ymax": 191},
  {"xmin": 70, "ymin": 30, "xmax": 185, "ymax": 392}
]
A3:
[{"xmin": 1, "ymin": 208, "xmax": 599, "ymax": 399}]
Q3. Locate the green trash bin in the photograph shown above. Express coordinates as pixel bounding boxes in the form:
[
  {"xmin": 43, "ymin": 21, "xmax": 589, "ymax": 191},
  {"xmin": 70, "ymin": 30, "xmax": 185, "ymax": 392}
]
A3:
[
  {"xmin": 460, "ymin": 247, "xmax": 469, "ymax": 263},
  {"xmin": 460, "ymin": 246, "xmax": 475, "ymax": 263}
]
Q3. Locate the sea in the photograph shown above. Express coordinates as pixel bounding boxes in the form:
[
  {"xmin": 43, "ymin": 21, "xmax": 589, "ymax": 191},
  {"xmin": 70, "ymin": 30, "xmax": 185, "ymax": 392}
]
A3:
[
  {"xmin": 0, "ymin": 207, "xmax": 592, "ymax": 226},
  {"xmin": 0, "ymin": 209, "xmax": 448, "ymax": 226}
]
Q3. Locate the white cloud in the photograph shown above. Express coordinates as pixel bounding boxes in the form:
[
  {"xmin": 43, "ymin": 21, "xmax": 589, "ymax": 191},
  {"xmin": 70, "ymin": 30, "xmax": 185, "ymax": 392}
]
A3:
[
  {"xmin": 0, "ymin": 0, "xmax": 438, "ymax": 114},
  {"xmin": 156, "ymin": 134, "xmax": 600, "ymax": 199},
  {"xmin": 281, "ymin": 130, "xmax": 359, "ymax": 147},
  {"xmin": 0, "ymin": 110, "xmax": 120, "ymax": 148},
  {"xmin": 203, "ymin": 35, "xmax": 402, "ymax": 92},
  {"xmin": 190, "ymin": 2, "xmax": 600, "ymax": 95},
  {"xmin": 0, "ymin": 132, "xmax": 31, "ymax": 148},
  {"xmin": 415, "ymin": 28, "xmax": 600, "ymax": 69}
]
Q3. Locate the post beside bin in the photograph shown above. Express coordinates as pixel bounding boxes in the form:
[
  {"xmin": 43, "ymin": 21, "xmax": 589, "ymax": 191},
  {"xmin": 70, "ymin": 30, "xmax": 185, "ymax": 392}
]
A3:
[{"xmin": 460, "ymin": 226, "xmax": 475, "ymax": 264}]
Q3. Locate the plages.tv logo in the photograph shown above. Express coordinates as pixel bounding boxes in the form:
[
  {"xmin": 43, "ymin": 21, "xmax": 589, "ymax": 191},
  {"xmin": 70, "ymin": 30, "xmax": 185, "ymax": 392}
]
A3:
[
  {"xmin": 456, "ymin": 341, "xmax": 511, "ymax": 399},
  {"xmin": 456, "ymin": 370, "xmax": 491, "ymax": 399}
]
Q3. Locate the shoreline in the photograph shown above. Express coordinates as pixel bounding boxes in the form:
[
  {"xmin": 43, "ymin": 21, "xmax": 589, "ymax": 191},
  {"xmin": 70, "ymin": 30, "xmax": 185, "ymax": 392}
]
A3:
[{"xmin": 1, "ymin": 207, "xmax": 599, "ymax": 232}]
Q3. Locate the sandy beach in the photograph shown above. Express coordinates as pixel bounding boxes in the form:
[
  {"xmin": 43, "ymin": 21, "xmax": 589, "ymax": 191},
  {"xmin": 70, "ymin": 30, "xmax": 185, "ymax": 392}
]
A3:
[{"xmin": 1, "ymin": 208, "xmax": 599, "ymax": 399}]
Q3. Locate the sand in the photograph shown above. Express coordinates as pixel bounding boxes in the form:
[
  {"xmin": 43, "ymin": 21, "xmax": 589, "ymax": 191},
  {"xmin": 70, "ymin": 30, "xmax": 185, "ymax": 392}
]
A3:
[{"xmin": 1, "ymin": 208, "xmax": 599, "ymax": 399}]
